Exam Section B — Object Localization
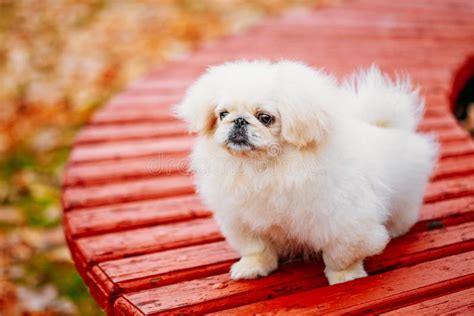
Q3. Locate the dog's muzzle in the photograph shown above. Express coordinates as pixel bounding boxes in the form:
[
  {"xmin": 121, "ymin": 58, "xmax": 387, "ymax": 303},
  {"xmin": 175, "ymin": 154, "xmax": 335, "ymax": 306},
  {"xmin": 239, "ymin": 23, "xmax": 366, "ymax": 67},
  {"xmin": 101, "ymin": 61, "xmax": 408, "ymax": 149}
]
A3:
[{"xmin": 228, "ymin": 117, "xmax": 252, "ymax": 147}]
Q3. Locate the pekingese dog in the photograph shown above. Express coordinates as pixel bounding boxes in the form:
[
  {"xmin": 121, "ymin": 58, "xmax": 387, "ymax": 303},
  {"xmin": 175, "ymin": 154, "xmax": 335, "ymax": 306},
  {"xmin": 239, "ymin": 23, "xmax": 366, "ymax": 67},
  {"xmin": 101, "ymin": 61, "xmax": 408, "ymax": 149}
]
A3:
[{"xmin": 176, "ymin": 60, "xmax": 438, "ymax": 285}]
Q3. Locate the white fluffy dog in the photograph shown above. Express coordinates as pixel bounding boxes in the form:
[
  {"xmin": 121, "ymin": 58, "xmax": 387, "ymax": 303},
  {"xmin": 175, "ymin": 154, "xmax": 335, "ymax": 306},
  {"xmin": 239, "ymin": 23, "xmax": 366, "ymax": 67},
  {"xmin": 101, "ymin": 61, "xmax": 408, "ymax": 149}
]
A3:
[{"xmin": 176, "ymin": 60, "xmax": 438, "ymax": 285}]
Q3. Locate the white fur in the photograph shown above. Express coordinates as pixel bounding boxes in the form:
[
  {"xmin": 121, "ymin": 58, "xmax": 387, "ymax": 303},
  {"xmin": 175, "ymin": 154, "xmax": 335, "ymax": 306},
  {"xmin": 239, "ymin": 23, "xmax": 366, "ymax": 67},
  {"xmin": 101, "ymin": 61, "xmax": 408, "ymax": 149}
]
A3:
[
  {"xmin": 342, "ymin": 65, "xmax": 424, "ymax": 131},
  {"xmin": 176, "ymin": 60, "xmax": 438, "ymax": 285}
]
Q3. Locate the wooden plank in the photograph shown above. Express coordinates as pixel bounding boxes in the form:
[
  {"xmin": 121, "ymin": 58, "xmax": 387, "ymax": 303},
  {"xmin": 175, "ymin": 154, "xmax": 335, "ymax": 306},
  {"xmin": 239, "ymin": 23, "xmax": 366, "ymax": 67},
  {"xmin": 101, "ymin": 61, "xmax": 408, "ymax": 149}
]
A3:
[
  {"xmin": 63, "ymin": 149, "xmax": 473, "ymax": 187},
  {"xmin": 264, "ymin": 32, "xmax": 468, "ymax": 56},
  {"xmin": 432, "ymin": 154, "xmax": 474, "ymax": 180},
  {"xmin": 75, "ymin": 217, "xmax": 221, "ymax": 266},
  {"xmin": 209, "ymin": 251, "xmax": 474, "ymax": 315},
  {"xmin": 63, "ymin": 134, "xmax": 474, "ymax": 187},
  {"xmin": 439, "ymin": 140, "xmax": 474, "ymax": 159},
  {"xmin": 432, "ymin": 128, "xmax": 470, "ymax": 143},
  {"xmin": 63, "ymin": 153, "xmax": 189, "ymax": 186},
  {"xmin": 74, "ymin": 118, "xmax": 467, "ymax": 146},
  {"xmin": 233, "ymin": 15, "xmax": 474, "ymax": 38},
  {"xmin": 118, "ymin": 262, "xmax": 326, "ymax": 316},
  {"xmin": 62, "ymin": 170, "xmax": 474, "ymax": 210},
  {"xmin": 86, "ymin": 212, "xmax": 474, "ymax": 302},
  {"xmin": 62, "ymin": 174, "xmax": 194, "ymax": 210},
  {"xmin": 352, "ymin": 0, "xmax": 473, "ymax": 9},
  {"xmin": 221, "ymin": 27, "xmax": 474, "ymax": 43},
  {"xmin": 114, "ymin": 297, "xmax": 142, "ymax": 316},
  {"xmin": 265, "ymin": 24, "xmax": 474, "ymax": 42},
  {"xmin": 108, "ymin": 97, "xmax": 182, "ymax": 109},
  {"xmin": 424, "ymin": 174, "xmax": 474, "ymax": 203},
  {"xmin": 313, "ymin": 11, "xmax": 474, "ymax": 30},
  {"xmin": 126, "ymin": 78, "xmax": 191, "ymax": 91},
  {"xmin": 418, "ymin": 116, "xmax": 460, "ymax": 131},
  {"xmin": 84, "ymin": 267, "xmax": 114, "ymax": 313},
  {"xmin": 75, "ymin": 121, "xmax": 187, "ymax": 144},
  {"xmin": 98, "ymin": 241, "xmax": 237, "ymax": 292},
  {"xmin": 94, "ymin": 218, "xmax": 473, "ymax": 299},
  {"xmin": 90, "ymin": 106, "xmax": 176, "ymax": 125},
  {"xmin": 85, "ymin": 244, "xmax": 237, "ymax": 314},
  {"xmin": 98, "ymin": 175, "xmax": 472, "ymax": 312},
  {"xmin": 64, "ymin": 189, "xmax": 474, "ymax": 242},
  {"xmin": 115, "ymin": 233, "xmax": 474, "ymax": 314},
  {"xmin": 192, "ymin": 46, "xmax": 466, "ymax": 77},
  {"xmin": 418, "ymin": 195, "xmax": 474, "ymax": 227},
  {"xmin": 64, "ymin": 139, "xmax": 473, "ymax": 186},
  {"xmin": 281, "ymin": 11, "xmax": 474, "ymax": 31},
  {"xmin": 67, "ymin": 132, "xmax": 471, "ymax": 165},
  {"xmin": 90, "ymin": 101, "xmax": 459, "ymax": 128},
  {"xmin": 381, "ymin": 286, "xmax": 474, "ymax": 315},
  {"xmin": 94, "ymin": 93, "xmax": 449, "ymax": 124},
  {"xmin": 74, "ymin": 119, "xmax": 465, "ymax": 149},
  {"xmin": 351, "ymin": 0, "xmax": 474, "ymax": 13},
  {"xmin": 366, "ymin": 221, "xmax": 474, "ymax": 272},
  {"xmin": 107, "ymin": 94, "xmax": 182, "ymax": 108},
  {"xmin": 64, "ymin": 195, "xmax": 209, "ymax": 237},
  {"xmin": 95, "ymin": 105, "xmax": 177, "ymax": 118},
  {"xmin": 61, "ymin": 182, "xmax": 474, "ymax": 253},
  {"xmin": 423, "ymin": 106, "xmax": 449, "ymax": 118},
  {"xmin": 68, "ymin": 136, "xmax": 193, "ymax": 163}
]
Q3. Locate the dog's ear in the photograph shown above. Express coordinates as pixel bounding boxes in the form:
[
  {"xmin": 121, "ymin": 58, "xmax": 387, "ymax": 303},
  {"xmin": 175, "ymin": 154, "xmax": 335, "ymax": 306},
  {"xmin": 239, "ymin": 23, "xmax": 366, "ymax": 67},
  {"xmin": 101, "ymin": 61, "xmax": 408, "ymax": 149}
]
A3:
[
  {"xmin": 279, "ymin": 102, "xmax": 330, "ymax": 148},
  {"xmin": 175, "ymin": 71, "xmax": 217, "ymax": 135},
  {"xmin": 276, "ymin": 61, "xmax": 334, "ymax": 148}
]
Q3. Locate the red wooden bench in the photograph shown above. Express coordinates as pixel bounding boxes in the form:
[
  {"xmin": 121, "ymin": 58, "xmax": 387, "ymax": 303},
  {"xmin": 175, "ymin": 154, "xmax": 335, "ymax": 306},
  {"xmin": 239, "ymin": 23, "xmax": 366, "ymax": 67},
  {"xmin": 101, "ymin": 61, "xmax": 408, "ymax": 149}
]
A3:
[{"xmin": 62, "ymin": 0, "xmax": 474, "ymax": 314}]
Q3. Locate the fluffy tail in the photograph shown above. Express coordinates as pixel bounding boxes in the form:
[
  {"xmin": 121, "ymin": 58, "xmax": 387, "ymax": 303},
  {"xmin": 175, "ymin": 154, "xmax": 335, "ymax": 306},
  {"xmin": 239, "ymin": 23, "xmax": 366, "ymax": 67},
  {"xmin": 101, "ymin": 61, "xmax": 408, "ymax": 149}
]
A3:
[{"xmin": 343, "ymin": 65, "xmax": 424, "ymax": 132}]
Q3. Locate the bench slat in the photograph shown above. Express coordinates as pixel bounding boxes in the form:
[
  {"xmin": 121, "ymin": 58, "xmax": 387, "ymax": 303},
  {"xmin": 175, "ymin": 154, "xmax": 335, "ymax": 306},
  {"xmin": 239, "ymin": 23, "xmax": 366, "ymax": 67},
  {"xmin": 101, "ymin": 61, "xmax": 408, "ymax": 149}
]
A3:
[
  {"xmin": 91, "ymin": 220, "xmax": 474, "ymax": 309},
  {"xmin": 115, "ymin": 248, "xmax": 474, "ymax": 315},
  {"xmin": 209, "ymin": 251, "xmax": 474, "ymax": 315},
  {"xmin": 64, "ymin": 195, "xmax": 208, "ymax": 237},
  {"xmin": 75, "ymin": 122, "xmax": 187, "ymax": 144},
  {"xmin": 64, "ymin": 178, "xmax": 474, "ymax": 267},
  {"xmin": 63, "ymin": 153, "xmax": 189, "ymax": 186},
  {"xmin": 62, "ymin": 173, "xmax": 474, "ymax": 210},
  {"xmin": 74, "ymin": 115, "xmax": 465, "ymax": 146},
  {"xmin": 381, "ymin": 286, "xmax": 474, "ymax": 315},
  {"xmin": 67, "ymin": 133, "xmax": 472, "ymax": 165},
  {"xmin": 69, "ymin": 136, "xmax": 193, "ymax": 163},
  {"xmin": 75, "ymin": 218, "xmax": 221, "ymax": 265},
  {"xmin": 63, "ymin": 150, "xmax": 474, "ymax": 187},
  {"xmin": 62, "ymin": 174, "xmax": 194, "ymax": 210}
]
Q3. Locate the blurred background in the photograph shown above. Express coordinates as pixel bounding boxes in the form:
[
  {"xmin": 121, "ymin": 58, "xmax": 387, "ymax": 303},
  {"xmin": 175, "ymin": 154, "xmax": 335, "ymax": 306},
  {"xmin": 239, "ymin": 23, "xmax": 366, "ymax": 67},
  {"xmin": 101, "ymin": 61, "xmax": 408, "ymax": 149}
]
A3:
[{"xmin": 0, "ymin": 0, "xmax": 325, "ymax": 315}]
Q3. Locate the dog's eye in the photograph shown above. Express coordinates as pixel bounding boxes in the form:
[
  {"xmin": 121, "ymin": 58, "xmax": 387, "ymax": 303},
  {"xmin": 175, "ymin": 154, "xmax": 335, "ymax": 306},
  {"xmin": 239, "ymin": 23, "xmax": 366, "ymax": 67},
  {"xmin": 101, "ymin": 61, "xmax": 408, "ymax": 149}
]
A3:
[
  {"xmin": 219, "ymin": 111, "xmax": 229, "ymax": 120},
  {"xmin": 257, "ymin": 113, "xmax": 273, "ymax": 126}
]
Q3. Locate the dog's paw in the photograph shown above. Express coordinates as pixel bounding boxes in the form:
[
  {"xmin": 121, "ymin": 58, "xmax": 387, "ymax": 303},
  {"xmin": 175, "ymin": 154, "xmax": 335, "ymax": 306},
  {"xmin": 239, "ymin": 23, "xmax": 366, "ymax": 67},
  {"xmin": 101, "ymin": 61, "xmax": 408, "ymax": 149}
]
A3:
[
  {"xmin": 325, "ymin": 261, "xmax": 368, "ymax": 285},
  {"xmin": 230, "ymin": 254, "xmax": 278, "ymax": 280}
]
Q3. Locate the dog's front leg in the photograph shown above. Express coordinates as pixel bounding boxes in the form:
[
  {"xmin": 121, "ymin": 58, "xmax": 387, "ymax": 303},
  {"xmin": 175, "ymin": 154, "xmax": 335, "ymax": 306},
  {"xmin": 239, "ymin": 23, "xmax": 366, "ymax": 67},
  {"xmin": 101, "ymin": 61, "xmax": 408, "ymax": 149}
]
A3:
[{"xmin": 220, "ymin": 221, "xmax": 278, "ymax": 280}]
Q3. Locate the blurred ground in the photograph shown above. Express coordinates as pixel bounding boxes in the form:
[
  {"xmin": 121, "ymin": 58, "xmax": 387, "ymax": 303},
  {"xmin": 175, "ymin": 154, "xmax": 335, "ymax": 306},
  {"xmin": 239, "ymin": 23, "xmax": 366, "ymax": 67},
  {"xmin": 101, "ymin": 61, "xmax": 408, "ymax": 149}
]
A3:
[{"xmin": 0, "ymin": 0, "xmax": 324, "ymax": 315}]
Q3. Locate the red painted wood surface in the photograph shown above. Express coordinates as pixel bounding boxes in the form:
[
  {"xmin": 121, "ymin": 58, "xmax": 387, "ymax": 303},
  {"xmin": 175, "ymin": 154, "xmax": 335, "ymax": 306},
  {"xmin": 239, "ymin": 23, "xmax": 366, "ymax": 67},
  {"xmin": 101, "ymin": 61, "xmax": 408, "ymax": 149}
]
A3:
[
  {"xmin": 62, "ymin": 0, "xmax": 474, "ymax": 314},
  {"xmin": 381, "ymin": 287, "xmax": 474, "ymax": 315},
  {"xmin": 210, "ymin": 251, "xmax": 474, "ymax": 315}
]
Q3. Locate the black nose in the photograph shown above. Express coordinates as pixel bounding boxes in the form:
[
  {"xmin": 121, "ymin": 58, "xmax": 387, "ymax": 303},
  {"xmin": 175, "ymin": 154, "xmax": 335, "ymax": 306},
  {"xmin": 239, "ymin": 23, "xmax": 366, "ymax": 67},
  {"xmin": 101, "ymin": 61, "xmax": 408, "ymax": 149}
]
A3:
[{"xmin": 234, "ymin": 117, "xmax": 248, "ymax": 127}]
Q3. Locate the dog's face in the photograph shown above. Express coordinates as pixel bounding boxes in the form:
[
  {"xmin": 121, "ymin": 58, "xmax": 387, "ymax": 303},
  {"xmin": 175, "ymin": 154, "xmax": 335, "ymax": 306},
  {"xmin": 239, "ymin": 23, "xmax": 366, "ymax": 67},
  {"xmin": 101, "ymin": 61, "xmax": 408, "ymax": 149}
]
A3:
[
  {"xmin": 177, "ymin": 60, "xmax": 336, "ymax": 157},
  {"xmin": 213, "ymin": 102, "xmax": 281, "ymax": 154}
]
